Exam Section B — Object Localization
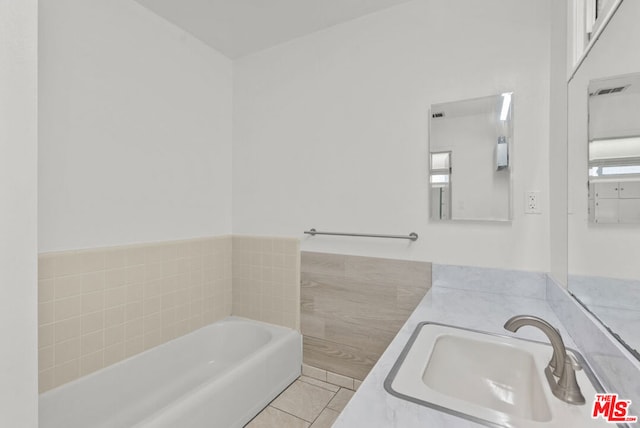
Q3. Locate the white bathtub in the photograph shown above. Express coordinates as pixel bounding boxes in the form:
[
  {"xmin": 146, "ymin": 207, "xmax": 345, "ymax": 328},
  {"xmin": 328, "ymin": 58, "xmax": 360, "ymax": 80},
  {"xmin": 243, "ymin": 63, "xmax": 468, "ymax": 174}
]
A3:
[{"xmin": 39, "ymin": 317, "xmax": 302, "ymax": 428}]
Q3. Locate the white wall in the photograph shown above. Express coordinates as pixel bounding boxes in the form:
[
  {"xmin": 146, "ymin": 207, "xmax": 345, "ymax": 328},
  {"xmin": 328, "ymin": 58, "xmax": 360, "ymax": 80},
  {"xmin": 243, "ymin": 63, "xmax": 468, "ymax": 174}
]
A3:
[
  {"xmin": 0, "ymin": 0, "xmax": 39, "ymax": 425},
  {"xmin": 568, "ymin": 0, "xmax": 640, "ymax": 279},
  {"xmin": 549, "ymin": 0, "xmax": 568, "ymax": 286},
  {"xmin": 233, "ymin": 0, "xmax": 552, "ymax": 271},
  {"xmin": 39, "ymin": 0, "xmax": 233, "ymax": 253},
  {"xmin": 589, "ymin": 92, "xmax": 640, "ymax": 140}
]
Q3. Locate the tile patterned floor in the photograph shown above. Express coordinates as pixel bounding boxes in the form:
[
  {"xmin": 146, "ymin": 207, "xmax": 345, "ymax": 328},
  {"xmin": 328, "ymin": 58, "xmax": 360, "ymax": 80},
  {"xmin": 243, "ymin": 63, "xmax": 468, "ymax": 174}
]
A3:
[{"xmin": 245, "ymin": 369, "xmax": 357, "ymax": 428}]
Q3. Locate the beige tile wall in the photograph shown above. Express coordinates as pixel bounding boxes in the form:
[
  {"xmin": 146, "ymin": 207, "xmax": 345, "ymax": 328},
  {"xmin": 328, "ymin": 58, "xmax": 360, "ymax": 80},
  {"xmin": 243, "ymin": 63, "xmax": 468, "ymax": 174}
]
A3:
[
  {"xmin": 38, "ymin": 236, "xmax": 232, "ymax": 393},
  {"xmin": 232, "ymin": 236, "xmax": 300, "ymax": 330}
]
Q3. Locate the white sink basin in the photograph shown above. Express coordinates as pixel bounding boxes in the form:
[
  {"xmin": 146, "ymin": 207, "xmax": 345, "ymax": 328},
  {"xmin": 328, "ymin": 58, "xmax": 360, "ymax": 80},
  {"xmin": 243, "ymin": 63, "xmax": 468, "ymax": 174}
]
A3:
[
  {"xmin": 384, "ymin": 323, "xmax": 612, "ymax": 428},
  {"xmin": 424, "ymin": 334, "xmax": 551, "ymax": 422}
]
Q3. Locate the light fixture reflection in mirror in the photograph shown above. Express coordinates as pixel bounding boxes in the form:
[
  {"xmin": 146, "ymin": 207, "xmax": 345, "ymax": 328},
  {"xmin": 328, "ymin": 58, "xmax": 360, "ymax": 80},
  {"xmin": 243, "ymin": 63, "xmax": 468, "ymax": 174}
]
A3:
[{"xmin": 500, "ymin": 92, "xmax": 512, "ymax": 121}]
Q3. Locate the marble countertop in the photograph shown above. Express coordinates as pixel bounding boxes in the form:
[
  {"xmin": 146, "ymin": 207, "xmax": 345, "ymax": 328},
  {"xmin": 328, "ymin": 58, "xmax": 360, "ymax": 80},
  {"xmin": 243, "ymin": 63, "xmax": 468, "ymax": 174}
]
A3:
[{"xmin": 332, "ymin": 283, "xmax": 579, "ymax": 428}]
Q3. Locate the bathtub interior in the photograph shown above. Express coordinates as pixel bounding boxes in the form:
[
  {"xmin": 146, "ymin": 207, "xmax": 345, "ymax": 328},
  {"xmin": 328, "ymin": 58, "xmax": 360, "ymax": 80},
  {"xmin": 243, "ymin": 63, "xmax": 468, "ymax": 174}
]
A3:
[
  {"xmin": 135, "ymin": 322, "xmax": 301, "ymax": 428},
  {"xmin": 39, "ymin": 317, "xmax": 302, "ymax": 428}
]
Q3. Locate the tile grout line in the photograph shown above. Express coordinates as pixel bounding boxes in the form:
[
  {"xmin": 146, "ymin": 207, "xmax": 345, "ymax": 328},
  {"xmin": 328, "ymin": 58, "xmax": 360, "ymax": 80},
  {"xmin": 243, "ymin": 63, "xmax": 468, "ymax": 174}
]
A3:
[
  {"xmin": 307, "ymin": 386, "xmax": 339, "ymax": 427},
  {"xmin": 261, "ymin": 385, "xmax": 338, "ymax": 427},
  {"xmin": 269, "ymin": 381, "xmax": 339, "ymax": 425},
  {"xmin": 253, "ymin": 376, "xmax": 348, "ymax": 427},
  {"xmin": 245, "ymin": 376, "xmax": 332, "ymax": 427},
  {"xmin": 247, "ymin": 370, "xmax": 358, "ymax": 427},
  {"xmin": 297, "ymin": 376, "xmax": 340, "ymax": 393},
  {"xmin": 268, "ymin": 404, "xmax": 320, "ymax": 426},
  {"xmin": 302, "ymin": 364, "xmax": 360, "ymax": 392}
]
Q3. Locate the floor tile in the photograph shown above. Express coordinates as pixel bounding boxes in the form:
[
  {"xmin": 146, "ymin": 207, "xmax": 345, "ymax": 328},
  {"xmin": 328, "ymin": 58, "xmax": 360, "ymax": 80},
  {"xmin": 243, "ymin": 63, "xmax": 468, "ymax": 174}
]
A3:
[
  {"xmin": 310, "ymin": 408, "xmax": 340, "ymax": 428},
  {"xmin": 326, "ymin": 372, "xmax": 354, "ymax": 389},
  {"xmin": 299, "ymin": 375, "xmax": 340, "ymax": 392},
  {"xmin": 302, "ymin": 364, "xmax": 327, "ymax": 381},
  {"xmin": 327, "ymin": 388, "xmax": 354, "ymax": 412},
  {"xmin": 271, "ymin": 380, "xmax": 336, "ymax": 422},
  {"xmin": 246, "ymin": 406, "xmax": 310, "ymax": 428}
]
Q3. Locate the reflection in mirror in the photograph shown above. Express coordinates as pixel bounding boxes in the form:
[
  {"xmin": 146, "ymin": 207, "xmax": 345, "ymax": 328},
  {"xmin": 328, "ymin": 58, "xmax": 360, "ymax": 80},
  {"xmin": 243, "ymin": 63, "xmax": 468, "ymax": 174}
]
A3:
[
  {"xmin": 588, "ymin": 73, "xmax": 640, "ymax": 224},
  {"xmin": 568, "ymin": 0, "xmax": 640, "ymax": 361},
  {"xmin": 570, "ymin": 72, "xmax": 640, "ymax": 358},
  {"xmin": 430, "ymin": 151, "xmax": 451, "ymax": 220},
  {"xmin": 429, "ymin": 93, "xmax": 512, "ymax": 222}
]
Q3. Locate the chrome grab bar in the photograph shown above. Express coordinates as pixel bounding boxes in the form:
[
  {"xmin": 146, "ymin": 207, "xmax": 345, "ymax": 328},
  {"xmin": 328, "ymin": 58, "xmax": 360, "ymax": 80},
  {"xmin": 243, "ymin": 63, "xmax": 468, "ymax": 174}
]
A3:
[{"xmin": 303, "ymin": 228, "xmax": 418, "ymax": 241}]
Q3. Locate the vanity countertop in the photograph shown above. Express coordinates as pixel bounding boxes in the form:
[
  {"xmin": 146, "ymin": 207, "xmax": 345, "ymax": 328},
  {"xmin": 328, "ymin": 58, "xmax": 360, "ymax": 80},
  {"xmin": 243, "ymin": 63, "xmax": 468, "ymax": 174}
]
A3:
[{"xmin": 332, "ymin": 283, "xmax": 580, "ymax": 428}]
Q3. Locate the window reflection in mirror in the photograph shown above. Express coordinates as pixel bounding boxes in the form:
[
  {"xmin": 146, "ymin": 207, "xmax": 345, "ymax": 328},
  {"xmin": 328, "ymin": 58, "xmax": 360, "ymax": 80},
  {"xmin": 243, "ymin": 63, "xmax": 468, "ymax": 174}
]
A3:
[
  {"xmin": 429, "ymin": 93, "xmax": 513, "ymax": 222},
  {"xmin": 429, "ymin": 151, "xmax": 451, "ymax": 220},
  {"xmin": 588, "ymin": 73, "xmax": 640, "ymax": 224}
]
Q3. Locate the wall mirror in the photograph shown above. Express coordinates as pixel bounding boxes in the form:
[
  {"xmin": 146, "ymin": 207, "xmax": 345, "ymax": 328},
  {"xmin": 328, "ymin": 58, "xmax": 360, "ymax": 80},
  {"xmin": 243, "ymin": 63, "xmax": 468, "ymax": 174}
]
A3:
[
  {"xmin": 568, "ymin": 0, "xmax": 640, "ymax": 359},
  {"xmin": 588, "ymin": 73, "xmax": 640, "ymax": 224},
  {"xmin": 429, "ymin": 93, "xmax": 513, "ymax": 222}
]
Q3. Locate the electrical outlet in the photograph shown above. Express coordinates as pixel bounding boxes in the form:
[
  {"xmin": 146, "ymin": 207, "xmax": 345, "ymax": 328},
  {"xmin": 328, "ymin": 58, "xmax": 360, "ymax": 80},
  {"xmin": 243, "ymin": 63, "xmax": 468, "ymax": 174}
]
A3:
[{"xmin": 525, "ymin": 191, "xmax": 541, "ymax": 214}]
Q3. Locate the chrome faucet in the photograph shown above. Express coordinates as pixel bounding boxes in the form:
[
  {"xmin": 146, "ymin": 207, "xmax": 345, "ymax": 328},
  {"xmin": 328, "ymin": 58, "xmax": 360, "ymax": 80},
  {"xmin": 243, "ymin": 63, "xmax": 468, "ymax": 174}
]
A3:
[
  {"xmin": 504, "ymin": 315, "xmax": 566, "ymax": 377},
  {"xmin": 504, "ymin": 315, "xmax": 585, "ymax": 405}
]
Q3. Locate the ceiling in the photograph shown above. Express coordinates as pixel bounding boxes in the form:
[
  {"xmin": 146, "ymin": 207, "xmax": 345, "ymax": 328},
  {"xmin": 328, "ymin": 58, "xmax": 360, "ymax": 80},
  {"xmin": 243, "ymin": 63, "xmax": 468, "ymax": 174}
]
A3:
[{"xmin": 133, "ymin": 0, "xmax": 414, "ymax": 59}]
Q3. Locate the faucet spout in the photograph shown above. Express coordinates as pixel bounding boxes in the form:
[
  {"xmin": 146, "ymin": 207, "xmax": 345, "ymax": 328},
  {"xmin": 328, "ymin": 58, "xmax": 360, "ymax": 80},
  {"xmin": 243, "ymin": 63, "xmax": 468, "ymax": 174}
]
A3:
[
  {"xmin": 504, "ymin": 315, "xmax": 566, "ymax": 378},
  {"xmin": 504, "ymin": 315, "xmax": 585, "ymax": 405}
]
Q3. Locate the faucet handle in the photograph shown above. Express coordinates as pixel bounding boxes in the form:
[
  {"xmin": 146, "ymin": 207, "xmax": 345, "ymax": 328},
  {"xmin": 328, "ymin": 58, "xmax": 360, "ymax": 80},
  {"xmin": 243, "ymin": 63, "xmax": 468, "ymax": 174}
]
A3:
[
  {"xmin": 567, "ymin": 354, "xmax": 582, "ymax": 371},
  {"xmin": 553, "ymin": 354, "xmax": 586, "ymax": 405}
]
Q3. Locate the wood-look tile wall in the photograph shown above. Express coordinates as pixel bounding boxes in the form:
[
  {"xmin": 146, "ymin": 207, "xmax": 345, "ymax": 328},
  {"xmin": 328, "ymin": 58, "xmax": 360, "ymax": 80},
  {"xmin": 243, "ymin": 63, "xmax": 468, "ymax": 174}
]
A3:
[{"xmin": 301, "ymin": 252, "xmax": 431, "ymax": 380}]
